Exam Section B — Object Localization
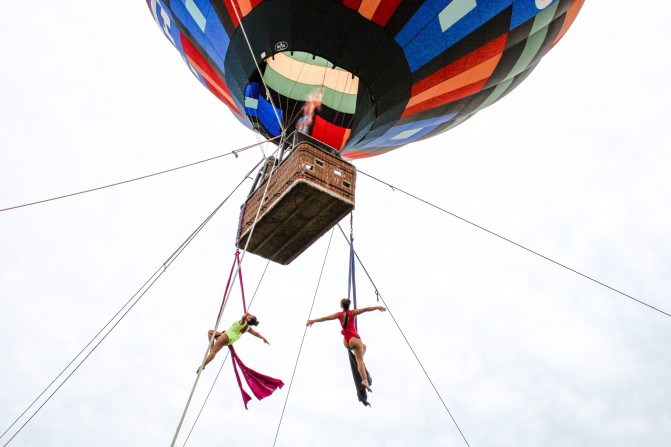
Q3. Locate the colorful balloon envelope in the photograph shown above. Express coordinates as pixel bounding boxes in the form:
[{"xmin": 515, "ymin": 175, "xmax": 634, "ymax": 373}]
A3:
[{"xmin": 147, "ymin": 0, "xmax": 583, "ymax": 160}]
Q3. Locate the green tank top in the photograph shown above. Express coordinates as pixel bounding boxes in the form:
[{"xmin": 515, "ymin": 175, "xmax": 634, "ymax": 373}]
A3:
[{"xmin": 225, "ymin": 320, "xmax": 247, "ymax": 345}]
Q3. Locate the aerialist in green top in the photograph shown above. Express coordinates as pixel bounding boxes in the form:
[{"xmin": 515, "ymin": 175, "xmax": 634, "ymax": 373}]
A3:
[{"xmin": 198, "ymin": 313, "xmax": 269, "ymax": 372}]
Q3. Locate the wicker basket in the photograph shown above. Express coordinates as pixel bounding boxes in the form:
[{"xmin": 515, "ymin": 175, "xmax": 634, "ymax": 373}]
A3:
[{"xmin": 236, "ymin": 141, "xmax": 356, "ymax": 265}]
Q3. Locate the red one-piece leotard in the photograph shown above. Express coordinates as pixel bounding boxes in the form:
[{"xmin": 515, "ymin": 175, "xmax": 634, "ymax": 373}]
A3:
[{"xmin": 339, "ymin": 310, "xmax": 361, "ymax": 344}]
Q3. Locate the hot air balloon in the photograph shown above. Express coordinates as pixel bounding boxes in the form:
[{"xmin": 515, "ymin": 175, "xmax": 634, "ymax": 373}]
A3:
[
  {"xmin": 147, "ymin": 0, "xmax": 583, "ymax": 264},
  {"xmin": 146, "ymin": 0, "xmax": 583, "ymax": 160}
]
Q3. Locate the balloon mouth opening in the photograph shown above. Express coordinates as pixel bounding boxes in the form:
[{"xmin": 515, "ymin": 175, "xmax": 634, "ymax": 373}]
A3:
[{"xmin": 242, "ymin": 51, "xmax": 363, "ymax": 150}]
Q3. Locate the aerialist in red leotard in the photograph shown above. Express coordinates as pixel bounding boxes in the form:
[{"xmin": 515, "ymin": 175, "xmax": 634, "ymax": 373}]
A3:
[{"xmin": 307, "ymin": 298, "xmax": 386, "ymax": 392}]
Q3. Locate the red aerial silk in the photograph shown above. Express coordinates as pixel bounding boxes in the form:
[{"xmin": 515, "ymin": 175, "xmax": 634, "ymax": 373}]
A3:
[{"xmin": 229, "ymin": 345, "xmax": 284, "ymax": 409}]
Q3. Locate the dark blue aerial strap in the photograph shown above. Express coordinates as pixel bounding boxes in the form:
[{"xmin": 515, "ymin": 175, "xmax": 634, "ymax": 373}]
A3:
[
  {"xmin": 345, "ymin": 214, "xmax": 371, "ymax": 406},
  {"xmin": 347, "ymin": 213, "xmax": 358, "ymax": 329}
]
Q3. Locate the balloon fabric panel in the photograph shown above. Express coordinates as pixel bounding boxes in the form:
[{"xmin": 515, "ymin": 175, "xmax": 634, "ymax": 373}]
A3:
[{"xmin": 148, "ymin": 0, "xmax": 584, "ymax": 159}]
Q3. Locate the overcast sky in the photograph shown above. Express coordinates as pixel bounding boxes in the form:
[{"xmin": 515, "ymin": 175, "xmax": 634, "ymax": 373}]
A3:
[{"xmin": 1, "ymin": 2, "xmax": 670, "ymax": 446}]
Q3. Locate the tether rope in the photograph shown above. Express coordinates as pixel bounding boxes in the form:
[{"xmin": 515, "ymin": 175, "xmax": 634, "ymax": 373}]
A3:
[
  {"xmin": 281, "ymin": 53, "xmax": 310, "ymax": 130},
  {"xmin": 172, "ymin": 147, "xmax": 282, "ymax": 446},
  {"xmin": 358, "ymin": 170, "xmax": 671, "ymax": 319},
  {"xmin": 0, "ymin": 159, "xmax": 264, "ymax": 447},
  {"xmin": 0, "ymin": 138, "xmax": 277, "ymax": 213},
  {"xmin": 182, "ymin": 260, "xmax": 271, "ymax": 447},
  {"xmin": 335, "ymin": 224, "xmax": 472, "ymax": 447},
  {"xmin": 173, "ymin": 250, "xmax": 241, "ymax": 447},
  {"xmin": 228, "ymin": 2, "xmax": 285, "ymax": 138},
  {"xmin": 272, "ymin": 228, "xmax": 336, "ymax": 447}
]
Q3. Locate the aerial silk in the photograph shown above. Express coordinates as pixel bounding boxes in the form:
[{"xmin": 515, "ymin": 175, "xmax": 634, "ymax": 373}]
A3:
[
  {"xmin": 346, "ymin": 222, "xmax": 371, "ymax": 406},
  {"xmin": 214, "ymin": 251, "xmax": 284, "ymax": 408},
  {"xmin": 229, "ymin": 345, "xmax": 284, "ymax": 409},
  {"xmin": 147, "ymin": 0, "xmax": 584, "ymax": 159},
  {"xmin": 348, "ymin": 350, "xmax": 372, "ymax": 407}
]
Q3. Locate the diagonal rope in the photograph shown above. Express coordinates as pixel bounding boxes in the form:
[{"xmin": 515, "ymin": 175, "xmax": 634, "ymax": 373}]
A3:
[
  {"xmin": 0, "ymin": 159, "xmax": 264, "ymax": 447},
  {"xmin": 335, "ymin": 224, "xmax": 471, "ymax": 447},
  {"xmin": 358, "ymin": 170, "xmax": 671, "ymax": 319},
  {"xmin": 0, "ymin": 138, "xmax": 277, "ymax": 213},
  {"xmin": 172, "ymin": 145, "xmax": 283, "ymax": 446},
  {"xmin": 181, "ymin": 259, "xmax": 271, "ymax": 447},
  {"xmin": 272, "ymin": 228, "xmax": 335, "ymax": 447},
  {"xmin": 228, "ymin": 2, "xmax": 285, "ymax": 138},
  {"xmin": 281, "ymin": 52, "xmax": 311, "ymax": 131}
]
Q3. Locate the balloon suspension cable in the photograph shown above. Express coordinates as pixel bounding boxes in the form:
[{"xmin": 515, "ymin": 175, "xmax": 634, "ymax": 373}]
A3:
[
  {"xmin": 172, "ymin": 250, "xmax": 244, "ymax": 447},
  {"xmin": 272, "ymin": 228, "xmax": 336, "ymax": 447},
  {"xmin": 358, "ymin": 169, "xmax": 671, "ymax": 320},
  {"xmin": 1, "ymin": 158, "xmax": 265, "ymax": 447},
  {"xmin": 0, "ymin": 138, "xmax": 278, "ymax": 213},
  {"xmin": 172, "ymin": 149, "xmax": 281, "ymax": 446},
  {"xmin": 347, "ymin": 213, "xmax": 358, "ymax": 326},
  {"xmin": 182, "ymin": 259, "xmax": 271, "ymax": 447},
  {"xmin": 228, "ymin": 3, "xmax": 285, "ymax": 138},
  {"xmin": 335, "ymin": 223, "xmax": 472, "ymax": 447},
  {"xmin": 239, "ymin": 147, "xmax": 281, "ymax": 259}
]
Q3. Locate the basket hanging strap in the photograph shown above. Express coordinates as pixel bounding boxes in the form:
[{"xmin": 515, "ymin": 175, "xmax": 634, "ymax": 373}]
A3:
[
  {"xmin": 347, "ymin": 214, "xmax": 358, "ymax": 328},
  {"xmin": 236, "ymin": 250, "xmax": 247, "ymax": 313},
  {"xmin": 214, "ymin": 250, "xmax": 247, "ymax": 325}
]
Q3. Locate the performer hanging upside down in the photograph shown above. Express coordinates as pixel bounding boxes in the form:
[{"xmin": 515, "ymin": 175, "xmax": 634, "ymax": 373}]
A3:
[
  {"xmin": 307, "ymin": 299, "xmax": 386, "ymax": 392},
  {"xmin": 198, "ymin": 313, "xmax": 269, "ymax": 373}
]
